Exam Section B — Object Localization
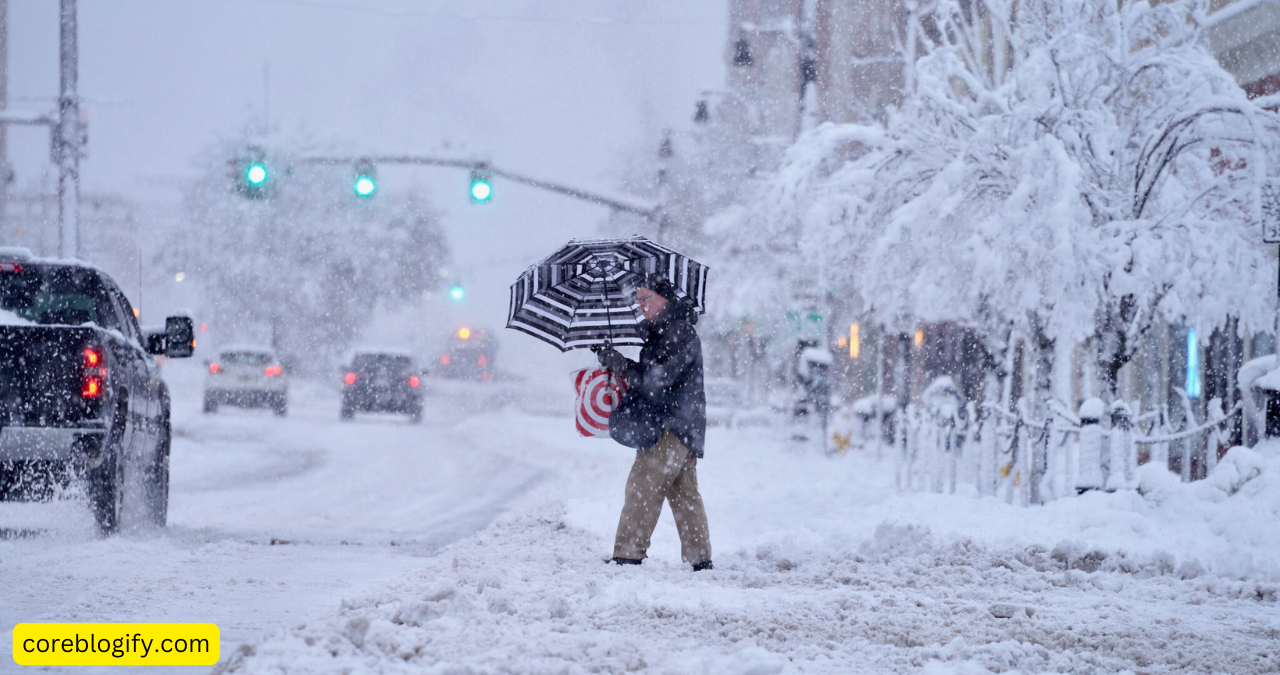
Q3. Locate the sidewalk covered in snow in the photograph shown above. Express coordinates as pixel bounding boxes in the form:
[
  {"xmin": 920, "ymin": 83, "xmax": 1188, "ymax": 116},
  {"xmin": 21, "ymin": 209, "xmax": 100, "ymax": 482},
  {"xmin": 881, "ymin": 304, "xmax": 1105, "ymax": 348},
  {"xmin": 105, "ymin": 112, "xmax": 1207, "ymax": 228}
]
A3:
[{"xmin": 217, "ymin": 414, "xmax": 1280, "ymax": 674}]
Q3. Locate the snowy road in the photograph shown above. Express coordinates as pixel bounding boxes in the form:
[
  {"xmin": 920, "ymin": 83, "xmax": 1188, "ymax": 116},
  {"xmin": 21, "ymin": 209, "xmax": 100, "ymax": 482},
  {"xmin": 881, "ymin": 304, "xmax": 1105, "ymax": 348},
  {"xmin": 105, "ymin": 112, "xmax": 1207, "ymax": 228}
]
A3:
[{"xmin": 0, "ymin": 361, "xmax": 551, "ymax": 673}]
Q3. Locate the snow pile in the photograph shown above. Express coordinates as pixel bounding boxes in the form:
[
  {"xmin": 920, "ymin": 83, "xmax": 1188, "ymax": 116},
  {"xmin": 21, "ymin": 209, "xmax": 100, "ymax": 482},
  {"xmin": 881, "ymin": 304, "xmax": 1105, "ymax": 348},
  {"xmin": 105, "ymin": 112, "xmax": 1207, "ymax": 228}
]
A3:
[
  {"xmin": 1134, "ymin": 444, "xmax": 1280, "ymax": 578},
  {"xmin": 217, "ymin": 508, "xmax": 1280, "ymax": 674},
  {"xmin": 219, "ymin": 422, "xmax": 1280, "ymax": 674}
]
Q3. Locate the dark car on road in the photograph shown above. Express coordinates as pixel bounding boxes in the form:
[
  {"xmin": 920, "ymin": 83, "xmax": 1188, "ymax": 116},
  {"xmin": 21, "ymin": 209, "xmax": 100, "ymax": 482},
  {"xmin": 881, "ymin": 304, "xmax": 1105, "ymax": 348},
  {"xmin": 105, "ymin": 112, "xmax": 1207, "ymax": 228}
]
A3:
[
  {"xmin": 0, "ymin": 248, "xmax": 194, "ymax": 533},
  {"xmin": 437, "ymin": 327, "xmax": 497, "ymax": 381},
  {"xmin": 341, "ymin": 351, "xmax": 423, "ymax": 422}
]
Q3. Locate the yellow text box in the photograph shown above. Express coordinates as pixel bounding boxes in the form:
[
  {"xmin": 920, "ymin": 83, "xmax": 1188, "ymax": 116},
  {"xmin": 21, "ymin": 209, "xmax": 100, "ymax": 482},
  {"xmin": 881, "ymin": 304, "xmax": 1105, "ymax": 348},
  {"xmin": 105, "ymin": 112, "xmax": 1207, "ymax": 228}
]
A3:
[{"xmin": 12, "ymin": 623, "xmax": 220, "ymax": 666}]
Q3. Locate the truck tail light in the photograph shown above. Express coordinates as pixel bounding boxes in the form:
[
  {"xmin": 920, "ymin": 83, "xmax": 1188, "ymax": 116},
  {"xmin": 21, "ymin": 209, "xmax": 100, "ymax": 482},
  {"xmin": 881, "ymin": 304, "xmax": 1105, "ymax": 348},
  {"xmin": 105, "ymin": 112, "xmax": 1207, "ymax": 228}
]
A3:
[
  {"xmin": 264, "ymin": 365, "xmax": 283, "ymax": 377},
  {"xmin": 82, "ymin": 376, "xmax": 103, "ymax": 398},
  {"xmin": 344, "ymin": 372, "xmax": 357, "ymax": 385},
  {"xmin": 0, "ymin": 262, "xmax": 22, "ymax": 273},
  {"xmin": 209, "ymin": 362, "xmax": 220, "ymax": 374},
  {"xmin": 477, "ymin": 354, "xmax": 487, "ymax": 366},
  {"xmin": 440, "ymin": 353, "xmax": 451, "ymax": 365},
  {"xmin": 408, "ymin": 375, "xmax": 420, "ymax": 388},
  {"xmin": 82, "ymin": 346, "xmax": 106, "ymax": 399}
]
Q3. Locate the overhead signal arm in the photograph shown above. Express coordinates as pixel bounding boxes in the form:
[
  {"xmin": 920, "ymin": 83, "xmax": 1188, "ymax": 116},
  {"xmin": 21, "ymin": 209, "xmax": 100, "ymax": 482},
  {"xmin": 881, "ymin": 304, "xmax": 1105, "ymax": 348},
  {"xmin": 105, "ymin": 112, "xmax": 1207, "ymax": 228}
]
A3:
[{"xmin": 297, "ymin": 155, "xmax": 658, "ymax": 220}]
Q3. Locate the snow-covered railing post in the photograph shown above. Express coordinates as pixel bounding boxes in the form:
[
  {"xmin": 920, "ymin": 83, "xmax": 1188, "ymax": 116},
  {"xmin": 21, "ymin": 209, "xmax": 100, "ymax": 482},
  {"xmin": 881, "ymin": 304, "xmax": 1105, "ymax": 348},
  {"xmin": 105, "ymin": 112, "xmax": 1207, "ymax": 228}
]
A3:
[
  {"xmin": 1075, "ymin": 398, "xmax": 1106, "ymax": 493},
  {"xmin": 974, "ymin": 406, "xmax": 998, "ymax": 497},
  {"xmin": 1106, "ymin": 402, "xmax": 1134, "ymax": 491},
  {"xmin": 1206, "ymin": 398, "xmax": 1227, "ymax": 475},
  {"xmin": 894, "ymin": 406, "xmax": 910, "ymax": 491},
  {"xmin": 1149, "ymin": 408, "xmax": 1170, "ymax": 470},
  {"xmin": 1029, "ymin": 417, "xmax": 1050, "ymax": 505}
]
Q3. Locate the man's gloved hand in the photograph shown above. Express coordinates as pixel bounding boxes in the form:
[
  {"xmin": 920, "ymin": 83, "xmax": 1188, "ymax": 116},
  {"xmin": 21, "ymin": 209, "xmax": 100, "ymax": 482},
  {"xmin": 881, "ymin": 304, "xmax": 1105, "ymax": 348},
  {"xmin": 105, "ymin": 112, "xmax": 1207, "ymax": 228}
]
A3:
[{"xmin": 597, "ymin": 348, "xmax": 628, "ymax": 374}]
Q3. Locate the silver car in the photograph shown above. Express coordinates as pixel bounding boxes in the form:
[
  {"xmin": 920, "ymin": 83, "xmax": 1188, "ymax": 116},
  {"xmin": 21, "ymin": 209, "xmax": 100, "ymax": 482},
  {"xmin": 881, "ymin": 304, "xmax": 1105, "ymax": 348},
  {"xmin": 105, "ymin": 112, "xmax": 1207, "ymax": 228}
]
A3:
[{"xmin": 203, "ymin": 347, "xmax": 288, "ymax": 416}]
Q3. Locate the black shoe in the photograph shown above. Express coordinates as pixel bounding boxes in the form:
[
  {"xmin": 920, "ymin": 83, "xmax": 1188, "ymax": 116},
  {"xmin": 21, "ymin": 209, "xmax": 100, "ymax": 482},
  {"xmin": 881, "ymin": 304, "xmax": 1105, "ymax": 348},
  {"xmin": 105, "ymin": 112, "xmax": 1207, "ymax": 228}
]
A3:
[
  {"xmin": 692, "ymin": 560, "xmax": 713, "ymax": 572},
  {"xmin": 609, "ymin": 556, "xmax": 642, "ymax": 566}
]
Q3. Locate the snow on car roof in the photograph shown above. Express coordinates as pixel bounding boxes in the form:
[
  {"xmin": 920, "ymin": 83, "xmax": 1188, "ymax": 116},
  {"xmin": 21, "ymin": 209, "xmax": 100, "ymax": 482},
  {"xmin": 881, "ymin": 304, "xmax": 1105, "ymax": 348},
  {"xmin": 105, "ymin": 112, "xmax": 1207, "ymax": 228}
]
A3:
[{"xmin": 0, "ymin": 308, "xmax": 36, "ymax": 326}]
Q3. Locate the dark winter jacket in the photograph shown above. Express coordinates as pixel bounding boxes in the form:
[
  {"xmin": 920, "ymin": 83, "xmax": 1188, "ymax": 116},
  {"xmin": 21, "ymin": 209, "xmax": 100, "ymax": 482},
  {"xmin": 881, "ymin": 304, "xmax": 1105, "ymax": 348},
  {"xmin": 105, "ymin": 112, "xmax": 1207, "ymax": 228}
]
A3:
[{"xmin": 610, "ymin": 301, "xmax": 706, "ymax": 457}]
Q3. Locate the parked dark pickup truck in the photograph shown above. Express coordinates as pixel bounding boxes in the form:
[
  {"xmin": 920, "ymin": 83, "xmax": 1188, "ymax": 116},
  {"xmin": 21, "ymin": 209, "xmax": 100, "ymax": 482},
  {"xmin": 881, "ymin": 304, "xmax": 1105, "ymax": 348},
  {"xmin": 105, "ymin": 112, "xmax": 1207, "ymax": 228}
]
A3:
[{"xmin": 0, "ymin": 248, "xmax": 193, "ymax": 534}]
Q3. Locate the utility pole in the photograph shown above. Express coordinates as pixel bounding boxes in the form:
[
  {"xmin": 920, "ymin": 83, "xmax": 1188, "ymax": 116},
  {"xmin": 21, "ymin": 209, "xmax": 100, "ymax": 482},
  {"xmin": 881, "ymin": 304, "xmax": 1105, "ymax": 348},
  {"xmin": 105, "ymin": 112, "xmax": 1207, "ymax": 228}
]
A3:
[
  {"xmin": 0, "ymin": 0, "xmax": 10, "ymax": 235},
  {"xmin": 796, "ymin": 0, "xmax": 819, "ymax": 139},
  {"xmin": 57, "ymin": 0, "xmax": 82, "ymax": 258},
  {"xmin": 656, "ymin": 132, "xmax": 672, "ymax": 240}
]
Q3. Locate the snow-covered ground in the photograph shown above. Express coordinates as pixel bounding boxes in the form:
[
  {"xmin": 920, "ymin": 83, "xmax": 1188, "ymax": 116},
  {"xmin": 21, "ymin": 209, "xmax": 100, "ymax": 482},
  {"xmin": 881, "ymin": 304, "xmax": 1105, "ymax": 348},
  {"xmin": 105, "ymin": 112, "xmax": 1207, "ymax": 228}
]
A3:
[
  {"xmin": 0, "ymin": 360, "xmax": 553, "ymax": 674},
  {"xmin": 5, "ymin": 361, "xmax": 1280, "ymax": 673}
]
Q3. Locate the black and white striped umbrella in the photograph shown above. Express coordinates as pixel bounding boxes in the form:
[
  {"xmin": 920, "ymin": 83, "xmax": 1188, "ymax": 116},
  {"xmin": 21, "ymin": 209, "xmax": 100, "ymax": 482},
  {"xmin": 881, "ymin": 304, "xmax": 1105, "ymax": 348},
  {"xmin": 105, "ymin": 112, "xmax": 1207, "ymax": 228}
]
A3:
[{"xmin": 506, "ymin": 236, "xmax": 709, "ymax": 351}]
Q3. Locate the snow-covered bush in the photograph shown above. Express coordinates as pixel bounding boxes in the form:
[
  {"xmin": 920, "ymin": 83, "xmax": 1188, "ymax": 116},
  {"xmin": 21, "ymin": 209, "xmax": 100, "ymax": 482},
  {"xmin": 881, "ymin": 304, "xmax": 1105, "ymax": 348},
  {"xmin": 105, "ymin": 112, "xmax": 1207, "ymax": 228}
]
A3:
[{"xmin": 719, "ymin": 0, "xmax": 1280, "ymax": 404}]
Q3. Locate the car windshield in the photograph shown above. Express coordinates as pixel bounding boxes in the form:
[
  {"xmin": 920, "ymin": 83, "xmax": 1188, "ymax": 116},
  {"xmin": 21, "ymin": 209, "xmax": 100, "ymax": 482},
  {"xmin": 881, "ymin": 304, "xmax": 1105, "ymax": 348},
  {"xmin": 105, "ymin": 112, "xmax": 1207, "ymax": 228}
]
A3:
[
  {"xmin": 354, "ymin": 354, "xmax": 413, "ymax": 374},
  {"xmin": 220, "ymin": 352, "xmax": 273, "ymax": 367},
  {"xmin": 0, "ymin": 264, "xmax": 116, "ymax": 328}
]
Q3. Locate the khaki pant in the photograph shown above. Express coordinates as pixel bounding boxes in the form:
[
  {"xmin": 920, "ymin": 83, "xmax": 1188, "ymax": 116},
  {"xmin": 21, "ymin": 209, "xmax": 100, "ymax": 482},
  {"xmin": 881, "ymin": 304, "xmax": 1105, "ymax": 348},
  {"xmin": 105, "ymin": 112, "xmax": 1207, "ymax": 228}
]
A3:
[{"xmin": 613, "ymin": 430, "xmax": 711, "ymax": 564}]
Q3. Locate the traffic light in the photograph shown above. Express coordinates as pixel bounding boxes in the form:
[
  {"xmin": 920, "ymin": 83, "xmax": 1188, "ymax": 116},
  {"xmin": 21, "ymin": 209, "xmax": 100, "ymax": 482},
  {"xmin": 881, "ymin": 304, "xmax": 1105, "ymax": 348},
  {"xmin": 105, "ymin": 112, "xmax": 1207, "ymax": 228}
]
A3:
[
  {"xmin": 239, "ymin": 159, "xmax": 270, "ymax": 198},
  {"xmin": 233, "ymin": 146, "xmax": 272, "ymax": 199},
  {"xmin": 450, "ymin": 285, "xmax": 465, "ymax": 301},
  {"xmin": 353, "ymin": 161, "xmax": 377, "ymax": 199},
  {"xmin": 246, "ymin": 163, "xmax": 268, "ymax": 186},
  {"xmin": 469, "ymin": 167, "xmax": 492, "ymax": 203}
]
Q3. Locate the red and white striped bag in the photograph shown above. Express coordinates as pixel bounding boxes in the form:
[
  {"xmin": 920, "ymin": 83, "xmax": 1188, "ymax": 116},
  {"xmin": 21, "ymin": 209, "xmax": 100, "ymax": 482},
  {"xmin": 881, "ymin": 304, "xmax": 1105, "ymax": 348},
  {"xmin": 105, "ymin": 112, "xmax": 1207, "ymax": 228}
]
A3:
[{"xmin": 572, "ymin": 367, "xmax": 627, "ymax": 437}]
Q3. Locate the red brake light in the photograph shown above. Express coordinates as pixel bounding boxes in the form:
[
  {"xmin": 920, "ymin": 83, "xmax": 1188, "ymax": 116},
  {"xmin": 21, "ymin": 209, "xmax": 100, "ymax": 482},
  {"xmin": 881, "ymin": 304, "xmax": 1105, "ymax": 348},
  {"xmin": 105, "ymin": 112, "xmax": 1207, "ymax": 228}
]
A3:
[
  {"xmin": 264, "ymin": 365, "xmax": 283, "ymax": 377},
  {"xmin": 440, "ymin": 354, "xmax": 451, "ymax": 365},
  {"xmin": 477, "ymin": 355, "xmax": 487, "ymax": 366},
  {"xmin": 82, "ymin": 377, "xmax": 103, "ymax": 398},
  {"xmin": 209, "ymin": 363, "xmax": 220, "ymax": 374},
  {"xmin": 82, "ymin": 346, "xmax": 106, "ymax": 399},
  {"xmin": 409, "ymin": 375, "xmax": 420, "ymax": 388},
  {"xmin": 0, "ymin": 262, "xmax": 22, "ymax": 273},
  {"xmin": 344, "ymin": 372, "xmax": 357, "ymax": 385}
]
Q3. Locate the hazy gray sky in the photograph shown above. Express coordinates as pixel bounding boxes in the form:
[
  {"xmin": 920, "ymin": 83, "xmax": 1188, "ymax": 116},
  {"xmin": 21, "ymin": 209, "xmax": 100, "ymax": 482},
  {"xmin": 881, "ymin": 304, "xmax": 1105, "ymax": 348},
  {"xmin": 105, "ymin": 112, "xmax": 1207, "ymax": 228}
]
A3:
[
  {"xmin": 8, "ymin": 0, "xmax": 726, "ymax": 201},
  {"xmin": 7, "ymin": 0, "xmax": 727, "ymax": 370}
]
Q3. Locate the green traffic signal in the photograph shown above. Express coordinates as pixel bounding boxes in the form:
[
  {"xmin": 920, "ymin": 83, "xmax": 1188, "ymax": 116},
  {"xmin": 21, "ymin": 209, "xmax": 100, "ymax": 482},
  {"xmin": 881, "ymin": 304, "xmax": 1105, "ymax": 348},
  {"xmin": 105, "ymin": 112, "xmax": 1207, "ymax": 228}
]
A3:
[
  {"xmin": 450, "ymin": 285, "xmax": 465, "ymax": 301},
  {"xmin": 236, "ymin": 151, "xmax": 271, "ymax": 199},
  {"xmin": 353, "ymin": 161, "xmax": 377, "ymax": 199},
  {"xmin": 246, "ymin": 163, "xmax": 268, "ymax": 186},
  {"xmin": 469, "ymin": 169, "xmax": 492, "ymax": 203}
]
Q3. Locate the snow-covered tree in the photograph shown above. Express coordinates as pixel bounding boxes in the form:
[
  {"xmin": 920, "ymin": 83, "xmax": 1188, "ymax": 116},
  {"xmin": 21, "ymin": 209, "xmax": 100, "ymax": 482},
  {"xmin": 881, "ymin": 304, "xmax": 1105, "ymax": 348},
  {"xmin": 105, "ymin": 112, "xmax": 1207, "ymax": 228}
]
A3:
[
  {"xmin": 720, "ymin": 0, "xmax": 1280, "ymax": 407},
  {"xmin": 168, "ymin": 141, "xmax": 450, "ymax": 373}
]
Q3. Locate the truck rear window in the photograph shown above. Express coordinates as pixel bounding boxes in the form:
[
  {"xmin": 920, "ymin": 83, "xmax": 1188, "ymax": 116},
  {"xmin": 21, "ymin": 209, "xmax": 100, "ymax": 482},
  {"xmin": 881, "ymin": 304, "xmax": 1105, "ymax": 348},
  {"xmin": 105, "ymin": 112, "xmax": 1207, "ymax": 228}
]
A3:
[{"xmin": 0, "ymin": 264, "xmax": 118, "ymax": 329}]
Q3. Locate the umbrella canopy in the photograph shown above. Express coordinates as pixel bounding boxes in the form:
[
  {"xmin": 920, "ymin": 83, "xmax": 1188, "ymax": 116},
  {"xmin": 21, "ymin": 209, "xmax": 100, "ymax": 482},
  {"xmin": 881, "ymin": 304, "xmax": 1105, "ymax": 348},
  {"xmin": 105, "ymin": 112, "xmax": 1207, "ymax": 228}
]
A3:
[{"xmin": 506, "ymin": 236, "xmax": 709, "ymax": 351}]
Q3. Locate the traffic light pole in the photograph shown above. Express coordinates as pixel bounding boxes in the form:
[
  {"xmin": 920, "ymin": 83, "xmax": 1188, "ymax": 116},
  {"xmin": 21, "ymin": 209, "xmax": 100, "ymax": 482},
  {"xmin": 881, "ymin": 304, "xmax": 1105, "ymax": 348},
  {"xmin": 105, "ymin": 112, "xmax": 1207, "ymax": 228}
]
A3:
[{"xmin": 298, "ymin": 154, "xmax": 658, "ymax": 220}]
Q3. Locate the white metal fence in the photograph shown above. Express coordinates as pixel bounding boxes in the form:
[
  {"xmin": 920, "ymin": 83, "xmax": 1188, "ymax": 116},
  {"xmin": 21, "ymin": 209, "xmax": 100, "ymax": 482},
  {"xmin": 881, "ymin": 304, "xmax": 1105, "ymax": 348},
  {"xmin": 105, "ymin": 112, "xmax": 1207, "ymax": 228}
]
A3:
[{"xmin": 844, "ymin": 389, "xmax": 1238, "ymax": 505}]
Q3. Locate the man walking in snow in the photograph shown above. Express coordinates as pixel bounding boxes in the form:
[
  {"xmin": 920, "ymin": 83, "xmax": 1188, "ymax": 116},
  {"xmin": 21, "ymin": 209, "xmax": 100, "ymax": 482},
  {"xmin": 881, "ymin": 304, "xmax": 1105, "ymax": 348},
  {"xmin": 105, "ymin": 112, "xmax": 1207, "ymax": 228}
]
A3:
[{"xmin": 596, "ymin": 275, "xmax": 712, "ymax": 571}]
